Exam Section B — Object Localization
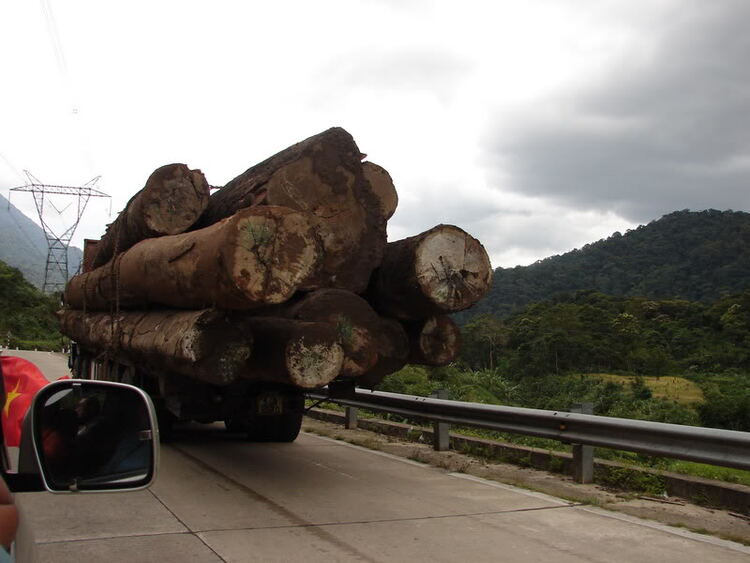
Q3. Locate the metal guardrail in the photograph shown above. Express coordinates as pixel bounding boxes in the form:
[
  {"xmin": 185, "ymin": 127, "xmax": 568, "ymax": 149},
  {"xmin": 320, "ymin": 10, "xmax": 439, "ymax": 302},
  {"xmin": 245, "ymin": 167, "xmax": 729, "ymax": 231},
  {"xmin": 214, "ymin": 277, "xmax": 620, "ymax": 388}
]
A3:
[{"xmin": 308, "ymin": 388, "xmax": 750, "ymax": 472}]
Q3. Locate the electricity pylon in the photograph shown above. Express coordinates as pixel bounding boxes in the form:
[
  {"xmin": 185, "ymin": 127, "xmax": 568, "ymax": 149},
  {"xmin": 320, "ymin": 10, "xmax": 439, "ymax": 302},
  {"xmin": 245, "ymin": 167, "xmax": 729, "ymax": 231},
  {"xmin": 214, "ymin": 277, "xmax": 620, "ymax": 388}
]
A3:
[{"xmin": 9, "ymin": 171, "xmax": 110, "ymax": 293}]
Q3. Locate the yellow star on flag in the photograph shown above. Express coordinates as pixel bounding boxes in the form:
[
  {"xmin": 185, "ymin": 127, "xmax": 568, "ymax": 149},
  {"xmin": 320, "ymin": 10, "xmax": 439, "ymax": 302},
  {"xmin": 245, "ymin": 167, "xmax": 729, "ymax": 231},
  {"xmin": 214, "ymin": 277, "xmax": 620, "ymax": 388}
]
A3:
[{"xmin": 3, "ymin": 381, "xmax": 22, "ymax": 417}]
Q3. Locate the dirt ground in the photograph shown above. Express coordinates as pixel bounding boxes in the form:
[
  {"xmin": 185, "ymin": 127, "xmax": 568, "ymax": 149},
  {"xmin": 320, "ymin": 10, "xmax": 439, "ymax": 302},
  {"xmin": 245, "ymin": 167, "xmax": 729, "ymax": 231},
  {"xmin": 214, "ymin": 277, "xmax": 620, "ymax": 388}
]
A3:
[{"xmin": 302, "ymin": 417, "xmax": 750, "ymax": 546}]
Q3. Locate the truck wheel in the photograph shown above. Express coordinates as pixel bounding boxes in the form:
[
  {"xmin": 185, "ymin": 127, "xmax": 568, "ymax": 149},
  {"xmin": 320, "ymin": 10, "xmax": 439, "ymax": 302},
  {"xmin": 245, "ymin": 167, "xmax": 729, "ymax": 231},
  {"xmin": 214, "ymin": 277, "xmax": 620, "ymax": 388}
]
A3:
[{"xmin": 246, "ymin": 411, "xmax": 303, "ymax": 443}]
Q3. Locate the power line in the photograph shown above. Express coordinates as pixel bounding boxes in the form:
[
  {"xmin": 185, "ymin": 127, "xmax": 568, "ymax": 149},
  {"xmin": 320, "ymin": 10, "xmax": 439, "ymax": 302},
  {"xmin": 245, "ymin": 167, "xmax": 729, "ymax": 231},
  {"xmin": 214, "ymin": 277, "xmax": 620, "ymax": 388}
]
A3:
[
  {"xmin": 0, "ymin": 152, "xmax": 26, "ymax": 184},
  {"xmin": 40, "ymin": 0, "xmax": 69, "ymax": 81},
  {"xmin": 38, "ymin": 0, "xmax": 96, "ymax": 176}
]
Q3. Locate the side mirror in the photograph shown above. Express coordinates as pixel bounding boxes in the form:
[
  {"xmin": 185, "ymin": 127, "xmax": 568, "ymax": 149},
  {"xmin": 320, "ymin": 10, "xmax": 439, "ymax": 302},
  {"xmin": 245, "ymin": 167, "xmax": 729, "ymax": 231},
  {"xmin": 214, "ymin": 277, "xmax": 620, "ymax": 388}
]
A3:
[{"xmin": 30, "ymin": 379, "xmax": 159, "ymax": 493}]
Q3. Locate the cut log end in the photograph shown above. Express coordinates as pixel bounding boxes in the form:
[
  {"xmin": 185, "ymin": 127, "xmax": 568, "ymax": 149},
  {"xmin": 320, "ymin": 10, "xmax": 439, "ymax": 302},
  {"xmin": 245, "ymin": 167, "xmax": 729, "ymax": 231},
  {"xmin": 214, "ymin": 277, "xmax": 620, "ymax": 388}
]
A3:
[
  {"xmin": 335, "ymin": 321, "xmax": 378, "ymax": 378},
  {"xmin": 242, "ymin": 318, "xmax": 344, "ymax": 388},
  {"xmin": 143, "ymin": 165, "xmax": 210, "ymax": 235},
  {"xmin": 411, "ymin": 315, "xmax": 461, "ymax": 366},
  {"xmin": 357, "ymin": 317, "xmax": 409, "ymax": 388},
  {"xmin": 228, "ymin": 207, "xmax": 320, "ymax": 305},
  {"xmin": 289, "ymin": 289, "xmax": 381, "ymax": 378},
  {"xmin": 92, "ymin": 163, "xmax": 210, "ymax": 269},
  {"xmin": 415, "ymin": 226, "xmax": 493, "ymax": 312},
  {"xmin": 286, "ymin": 337, "xmax": 344, "ymax": 388}
]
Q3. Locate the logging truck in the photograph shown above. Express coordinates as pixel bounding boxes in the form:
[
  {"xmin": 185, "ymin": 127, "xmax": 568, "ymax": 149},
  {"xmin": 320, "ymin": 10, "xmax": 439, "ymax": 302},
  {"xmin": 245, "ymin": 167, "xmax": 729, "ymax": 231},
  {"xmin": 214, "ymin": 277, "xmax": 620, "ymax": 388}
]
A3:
[
  {"xmin": 59, "ymin": 127, "xmax": 493, "ymax": 443},
  {"xmin": 68, "ymin": 340, "xmax": 309, "ymax": 442}
]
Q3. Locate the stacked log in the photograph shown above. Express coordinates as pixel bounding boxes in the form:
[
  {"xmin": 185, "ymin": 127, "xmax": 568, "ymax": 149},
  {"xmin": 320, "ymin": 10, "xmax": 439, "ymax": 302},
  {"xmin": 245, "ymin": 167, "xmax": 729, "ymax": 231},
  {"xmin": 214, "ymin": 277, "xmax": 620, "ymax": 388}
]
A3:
[
  {"xmin": 367, "ymin": 224, "xmax": 493, "ymax": 320},
  {"xmin": 81, "ymin": 239, "xmax": 100, "ymax": 274},
  {"xmin": 199, "ymin": 127, "xmax": 387, "ymax": 293},
  {"xmin": 92, "ymin": 164, "xmax": 210, "ymax": 269},
  {"xmin": 65, "ymin": 206, "xmax": 321, "ymax": 311},
  {"xmin": 58, "ymin": 309, "xmax": 252, "ymax": 386},
  {"xmin": 60, "ymin": 128, "xmax": 493, "ymax": 390}
]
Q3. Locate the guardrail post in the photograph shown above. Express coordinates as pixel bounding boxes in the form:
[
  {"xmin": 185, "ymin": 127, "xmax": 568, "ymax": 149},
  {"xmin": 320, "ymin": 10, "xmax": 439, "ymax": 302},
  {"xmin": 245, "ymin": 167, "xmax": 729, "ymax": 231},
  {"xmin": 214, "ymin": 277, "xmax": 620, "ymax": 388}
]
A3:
[
  {"xmin": 570, "ymin": 402, "xmax": 594, "ymax": 484},
  {"xmin": 345, "ymin": 406, "xmax": 358, "ymax": 429},
  {"xmin": 431, "ymin": 389, "xmax": 450, "ymax": 451}
]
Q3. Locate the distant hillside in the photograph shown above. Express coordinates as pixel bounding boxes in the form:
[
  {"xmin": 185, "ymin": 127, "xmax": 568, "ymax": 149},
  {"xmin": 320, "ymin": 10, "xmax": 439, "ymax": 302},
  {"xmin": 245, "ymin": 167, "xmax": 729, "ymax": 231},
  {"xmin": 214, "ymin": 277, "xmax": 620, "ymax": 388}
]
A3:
[
  {"xmin": 0, "ymin": 193, "xmax": 82, "ymax": 288},
  {"xmin": 466, "ymin": 209, "xmax": 750, "ymax": 319},
  {"xmin": 0, "ymin": 259, "xmax": 62, "ymax": 349}
]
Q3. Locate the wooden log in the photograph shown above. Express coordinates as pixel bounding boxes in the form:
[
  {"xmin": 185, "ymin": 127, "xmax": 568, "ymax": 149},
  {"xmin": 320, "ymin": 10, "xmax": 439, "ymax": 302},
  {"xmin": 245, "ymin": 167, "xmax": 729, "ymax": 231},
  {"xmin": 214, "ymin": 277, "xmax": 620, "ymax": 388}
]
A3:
[
  {"xmin": 367, "ymin": 224, "xmax": 493, "ymax": 320},
  {"xmin": 58, "ymin": 309, "xmax": 252, "ymax": 386},
  {"xmin": 82, "ymin": 239, "xmax": 100, "ymax": 273},
  {"xmin": 283, "ymin": 289, "xmax": 384, "ymax": 378},
  {"xmin": 405, "ymin": 315, "xmax": 461, "ymax": 366},
  {"xmin": 199, "ymin": 127, "xmax": 386, "ymax": 293},
  {"xmin": 357, "ymin": 317, "xmax": 409, "ymax": 389},
  {"xmin": 64, "ymin": 206, "xmax": 320, "ymax": 311},
  {"xmin": 92, "ymin": 164, "xmax": 210, "ymax": 268},
  {"xmin": 239, "ymin": 318, "xmax": 344, "ymax": 389},
  {"xmin": 363, "ymin": 161, "xmax": 398, "ymax": 221}
]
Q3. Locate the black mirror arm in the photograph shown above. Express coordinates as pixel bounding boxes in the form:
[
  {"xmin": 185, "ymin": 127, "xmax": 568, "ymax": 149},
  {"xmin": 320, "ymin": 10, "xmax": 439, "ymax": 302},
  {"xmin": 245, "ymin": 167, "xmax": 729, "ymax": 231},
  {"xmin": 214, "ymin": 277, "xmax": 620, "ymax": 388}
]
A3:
[
  {"xmin": 3, "ymin": 472, "xmax": 44, "ymax": 493},
  {"xmin": 4, "ymin": 412, "xmax": 44, "ymax": 493}
]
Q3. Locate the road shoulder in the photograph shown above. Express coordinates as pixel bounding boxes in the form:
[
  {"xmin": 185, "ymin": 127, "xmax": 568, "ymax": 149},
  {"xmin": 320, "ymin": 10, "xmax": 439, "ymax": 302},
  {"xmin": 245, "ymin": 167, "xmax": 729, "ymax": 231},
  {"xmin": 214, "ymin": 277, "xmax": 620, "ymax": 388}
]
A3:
[{"xmin": 301, "ymin": 416, "xmax": 750, "ymax": 546}]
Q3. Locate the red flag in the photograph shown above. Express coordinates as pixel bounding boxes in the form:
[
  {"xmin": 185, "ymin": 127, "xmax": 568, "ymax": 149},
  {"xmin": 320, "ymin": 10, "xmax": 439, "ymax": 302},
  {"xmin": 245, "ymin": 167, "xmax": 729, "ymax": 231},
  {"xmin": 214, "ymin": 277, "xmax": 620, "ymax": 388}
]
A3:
[{"xmin": 1, "ymin": 356, "xmax": 49, "ymax": 447}]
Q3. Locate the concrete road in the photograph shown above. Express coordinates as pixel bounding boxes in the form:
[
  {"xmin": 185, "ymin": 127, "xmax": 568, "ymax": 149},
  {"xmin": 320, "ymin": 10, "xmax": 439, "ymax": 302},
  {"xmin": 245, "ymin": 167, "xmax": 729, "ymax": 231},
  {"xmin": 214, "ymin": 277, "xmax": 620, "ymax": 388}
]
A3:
[
  {"xmin": 2, "ymin": 349, "xmax": 71, "ymax": 382},
  {"xmin": 9, "ymin": 351, "xmax": 750, "ymax": 562}
]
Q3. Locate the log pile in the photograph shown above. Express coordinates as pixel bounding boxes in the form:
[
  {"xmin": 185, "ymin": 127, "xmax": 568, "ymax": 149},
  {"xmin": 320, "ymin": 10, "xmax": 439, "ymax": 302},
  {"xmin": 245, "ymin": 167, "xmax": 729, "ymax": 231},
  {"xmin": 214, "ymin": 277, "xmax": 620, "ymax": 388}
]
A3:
[{"xmin": 60, "ymin": 127, "xmax": 492, "ymax": 390}]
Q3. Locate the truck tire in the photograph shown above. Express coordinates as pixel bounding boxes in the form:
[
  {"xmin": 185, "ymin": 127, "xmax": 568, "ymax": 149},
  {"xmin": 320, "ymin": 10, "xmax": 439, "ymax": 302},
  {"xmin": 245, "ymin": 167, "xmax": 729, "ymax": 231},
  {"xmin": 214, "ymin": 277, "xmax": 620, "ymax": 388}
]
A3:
[{"xmin": 246, "ymin": 410, "xmax": 303, "ymax": 443}]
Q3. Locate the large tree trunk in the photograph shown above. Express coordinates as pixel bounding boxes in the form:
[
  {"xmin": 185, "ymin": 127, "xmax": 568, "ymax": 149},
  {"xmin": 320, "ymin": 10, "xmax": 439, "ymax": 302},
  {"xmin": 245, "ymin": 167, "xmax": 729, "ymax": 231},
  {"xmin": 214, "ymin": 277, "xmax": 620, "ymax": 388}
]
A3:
[
  {"xmin": 199, "ymin": 127, "xmax": 386, "ymax": 293},
  {"xmin": 281, "ymin": 289, "xmax": 387, "ymax": 378},
  {"xmin": 240, "ymin": 318, "xmax": 344, "ymax": 389},
  {"xmin": 65, "ymin": 206, "xmax": 320, "ymax": 311},
  {"xmin": 405, "ymin": 315, "xmax": 461, "ymax": 366},
  {"xmin": 92, "ymin": 164, "xmax": 210, "ymax": 268},
  {"xmin": 368, "ymin": 225, "xmax": 493, "ymax": 320},
  {"xmin": 357, "ymin": 317, "xmax": 409, "ymax": 389},
  {"xmin": 58, "ymin": 309, "xmax": 252, "ymax": 386}
]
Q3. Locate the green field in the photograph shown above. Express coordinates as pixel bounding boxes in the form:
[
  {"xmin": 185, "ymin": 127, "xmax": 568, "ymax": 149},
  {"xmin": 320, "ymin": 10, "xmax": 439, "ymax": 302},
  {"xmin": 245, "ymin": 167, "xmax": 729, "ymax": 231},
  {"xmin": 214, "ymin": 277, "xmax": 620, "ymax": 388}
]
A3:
[{"xmin": 582, "ymin": 373, "xmax": 704, "ymax": 404}]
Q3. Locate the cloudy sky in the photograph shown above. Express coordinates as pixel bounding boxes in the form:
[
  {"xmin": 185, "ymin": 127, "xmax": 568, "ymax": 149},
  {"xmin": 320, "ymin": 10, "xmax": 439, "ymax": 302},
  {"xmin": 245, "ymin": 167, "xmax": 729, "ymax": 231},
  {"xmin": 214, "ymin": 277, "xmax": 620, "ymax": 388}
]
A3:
[{"xmin": 2, "ymin": 0, "xmax": 748, "ymax": 269}]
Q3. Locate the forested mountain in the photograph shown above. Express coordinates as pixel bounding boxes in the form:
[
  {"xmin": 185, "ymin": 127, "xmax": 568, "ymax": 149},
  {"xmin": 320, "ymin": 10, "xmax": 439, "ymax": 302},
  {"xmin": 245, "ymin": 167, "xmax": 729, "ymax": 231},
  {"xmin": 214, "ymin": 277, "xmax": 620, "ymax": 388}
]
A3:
[
  {"xmin": 0, "ymin": 259, "xmax": 61, "ymax": 349},
  {"xmin": 461, "ymin": 290, "xmax": 750, "ymax": 377},
  {"xmin": 0, "ymin": 193, "xmax": 83, "ymax": 288},
  {"xmin": 465, "ymin": 210, "xmax": 750, "ymax": 320},
  {"xmin": 457, "ymin": 289, "xmax": 750, "ymax": 430}
]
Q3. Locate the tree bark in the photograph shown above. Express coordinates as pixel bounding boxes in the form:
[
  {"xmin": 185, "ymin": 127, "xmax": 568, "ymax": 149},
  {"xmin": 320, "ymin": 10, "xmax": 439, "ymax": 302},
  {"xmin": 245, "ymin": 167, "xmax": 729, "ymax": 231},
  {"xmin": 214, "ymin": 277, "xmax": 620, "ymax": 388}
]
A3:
[
  {"xmin": 92, "ymin": 164, "xmax": 210, "ymax": 268},
  {"xmin": 255, "ymin": 289, "xmax": 383, "ymax": 378},
  {"xmin": 82, "ymin": 239, "xmax": 100, "ymax": 273},
  {"xmin": 239, "ymin": 318, "xmax": 344, "ymax": 389},
  {"xmin": 405, "ymin": 315, "xmax": 461, "ymax": 366},
  {"xmin": 368, "ymin": 224, "xmax": 493, "ymax": 320},
  {"xmin": 199, "ymin": 127, "xmax": 386, "ymax": 293},
  {"xmin": 363, "ymin": 161, "xmax": 398, "ymax": 221},
  {"xmin": 58, "ymin": 308, "xmax": 252, "ymax": 386},
  {"xmin": 64, "ymin": 206, "xmax": 320, "ymax": 311},
  {"xmin": 357, "ymin": 317, "xmax": 409, "ymax": 389}
]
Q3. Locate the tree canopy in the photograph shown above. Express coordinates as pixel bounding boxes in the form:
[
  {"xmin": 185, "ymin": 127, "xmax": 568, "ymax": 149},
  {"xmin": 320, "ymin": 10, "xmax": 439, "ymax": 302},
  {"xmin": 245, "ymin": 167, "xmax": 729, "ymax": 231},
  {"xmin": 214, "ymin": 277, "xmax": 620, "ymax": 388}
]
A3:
[{"xmin": 461, "ymin": 210, "xmax": 750, "ymax": 321}]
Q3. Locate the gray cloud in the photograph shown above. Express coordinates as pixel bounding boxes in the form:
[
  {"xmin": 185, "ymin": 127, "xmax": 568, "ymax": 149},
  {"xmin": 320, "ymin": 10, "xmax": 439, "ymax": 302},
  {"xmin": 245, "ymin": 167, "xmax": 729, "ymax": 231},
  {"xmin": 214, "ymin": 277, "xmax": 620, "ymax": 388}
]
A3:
[
  {"xmin": 387, "ymin": 180, "xmax": 519, "ymax": 239},
  {"xmin": 488, "ymin": 1, "xmax": 750, "ymax": 222}
]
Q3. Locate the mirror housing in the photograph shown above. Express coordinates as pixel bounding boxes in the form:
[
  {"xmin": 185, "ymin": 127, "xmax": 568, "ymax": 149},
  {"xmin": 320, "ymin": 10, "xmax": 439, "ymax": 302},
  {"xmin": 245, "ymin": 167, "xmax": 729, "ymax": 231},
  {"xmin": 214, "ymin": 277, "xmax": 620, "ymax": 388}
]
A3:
[{"xmin": 30, "ymin": 379, "xmax": 159, "ymax": 493}]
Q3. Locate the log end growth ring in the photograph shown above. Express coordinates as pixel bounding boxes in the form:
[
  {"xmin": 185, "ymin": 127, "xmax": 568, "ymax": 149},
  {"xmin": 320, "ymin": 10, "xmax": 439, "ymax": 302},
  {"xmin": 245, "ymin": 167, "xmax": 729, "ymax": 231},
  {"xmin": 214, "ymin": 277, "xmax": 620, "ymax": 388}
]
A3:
[
  {"xmin": 415, "ymin": 225, "xmax": 493, "ymax": 312},
  {"xmin": 229, "ymin": 207, "xmax": 320, "ymax": 305},
  {"xmin": 418, "ymin": 316, "xmax": 461, "ymax": 365},
  {"xmin": 286, "ymin": 338, "xmax": 344, "ymax": 388},
  {"xmin": 143, "ymin": 164, "xmax": 210, "ymax": 235}
]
